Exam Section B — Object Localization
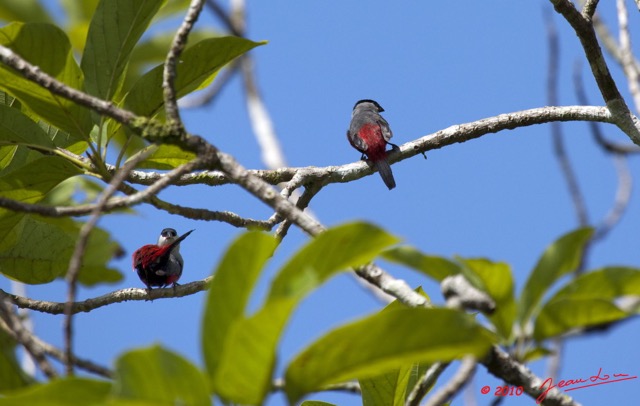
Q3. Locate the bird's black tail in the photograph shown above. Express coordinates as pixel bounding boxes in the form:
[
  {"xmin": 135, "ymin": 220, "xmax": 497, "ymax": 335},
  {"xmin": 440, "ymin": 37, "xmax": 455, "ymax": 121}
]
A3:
[{"xmin": 374, "ymin": 159, "xmax": 396, "ymax": 190}]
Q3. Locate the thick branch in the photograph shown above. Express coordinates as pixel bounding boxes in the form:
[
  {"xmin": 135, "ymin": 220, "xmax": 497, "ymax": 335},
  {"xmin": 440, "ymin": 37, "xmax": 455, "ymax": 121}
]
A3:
[
  {"xmin": 484, "ymin": 346, "xmax": 580, "ymax": 406},
  {"xmin": 0, "ymin": 277, "xmax": 212, "ymax": 315}
]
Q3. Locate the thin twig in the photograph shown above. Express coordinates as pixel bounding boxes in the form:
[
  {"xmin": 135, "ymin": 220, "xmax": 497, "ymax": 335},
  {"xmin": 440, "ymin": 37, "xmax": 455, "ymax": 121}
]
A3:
[
  {"xmin": 0, "ymin": 315, "xmax": 111, "ymax": 378},
  {"xmin": 63, "ymin": 149, "xmax": 153, "ymax": 375},
  {"xmin": 547, "ymin": 10, "xmax": 590, "ymax": 227},
  {"xmin": 581, "ymin": 0, "xmax": 600, "ymax": 19},
  {"xmin": 594, "ymin": 153, "xmax": 633, "ymax": 240},
  {"xmin": 423, "ymin": 357, "xmax": 477, "ymax": 406},
  {"xmin": 0, "ymin": 299, "xmax": 58, "ymax": 379},
  {"xmin": 617, "ymin": 0, "xmax": 640, "ymax": 114},
  {"xmin": 163, "ymin": 0, "xmax": 206, "ymax": 126},
  {"xmin": 405, "ymin": 362, "xmax": 449, "ymax": 406}
]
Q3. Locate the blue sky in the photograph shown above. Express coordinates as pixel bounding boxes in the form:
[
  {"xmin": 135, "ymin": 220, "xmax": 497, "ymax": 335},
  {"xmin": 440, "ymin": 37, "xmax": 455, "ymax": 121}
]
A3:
[{"xmin": 3, "ymin": 1, "xmax": 640, "ymax": 405}]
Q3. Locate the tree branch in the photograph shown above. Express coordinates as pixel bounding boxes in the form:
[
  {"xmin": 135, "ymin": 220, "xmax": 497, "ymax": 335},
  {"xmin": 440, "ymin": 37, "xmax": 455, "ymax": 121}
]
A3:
[
  {"xmin": 549, "ymin": 0, "xmax": 640, "ymax": 143},
  {"xmin": 0, "ymin": 277, "xmax": 213, "ymax": 315},
  {"xmin": 163, "ymin": 0, "xmax": 206, "ymax": 126},
  {"xmin": 0, "ymin": 45, "xmax": 137, "ymax": 126},
  {"xmin": 0, "ymin": 299, "xmax": 58, "ymax": 379},
  {"xmin": 424, "ymin": 357, "xmax": 477, "ymax": 406}
]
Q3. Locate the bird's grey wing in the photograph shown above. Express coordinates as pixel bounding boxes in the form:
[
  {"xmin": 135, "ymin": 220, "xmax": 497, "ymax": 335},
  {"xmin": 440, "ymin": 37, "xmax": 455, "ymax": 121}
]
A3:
[
  {"xmin": 347, "ymin": 128, "xmax": 368, "ymax": 153},
  {"xmin": 377, "ymin": 117, "xmax": 393, "ymax": 142}
]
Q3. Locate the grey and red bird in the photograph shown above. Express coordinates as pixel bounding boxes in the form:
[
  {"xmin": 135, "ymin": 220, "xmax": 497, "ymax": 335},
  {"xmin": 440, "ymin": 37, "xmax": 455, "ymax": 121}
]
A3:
[
  {"xmin": 132, "ymin": 228, "xmax": 194, "ymax": 290},
  {"xmin": 347, "ymin": 99, "xmax": 398, "ymax": 190}
]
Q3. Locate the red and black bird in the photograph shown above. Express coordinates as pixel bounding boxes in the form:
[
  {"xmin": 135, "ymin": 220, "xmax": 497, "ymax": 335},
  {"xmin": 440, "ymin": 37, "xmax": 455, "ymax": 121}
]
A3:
[
  {"xmin": 347, "ymin": 99, "xmax": 398, "ymax": 190},
  {"xmin": 132, "ymin": 228, "xmax": 193, "ymax": 290}
]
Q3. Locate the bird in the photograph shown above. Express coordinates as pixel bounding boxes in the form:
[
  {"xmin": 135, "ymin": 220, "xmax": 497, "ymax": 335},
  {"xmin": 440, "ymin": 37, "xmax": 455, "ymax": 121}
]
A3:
[
  {"xmin": 132, "ymin": 228, "xmax": 194, "ymax": 291},
  {"xmin": 347, "ymin": 99, "xmax": 398, "ymax": 190}
]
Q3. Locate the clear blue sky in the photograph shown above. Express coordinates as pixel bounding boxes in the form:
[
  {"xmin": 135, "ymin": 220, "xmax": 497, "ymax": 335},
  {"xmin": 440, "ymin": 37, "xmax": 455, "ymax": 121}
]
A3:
[{"xmin": 3, "ymin": 1, "xmax": 640, "ymax": 405}]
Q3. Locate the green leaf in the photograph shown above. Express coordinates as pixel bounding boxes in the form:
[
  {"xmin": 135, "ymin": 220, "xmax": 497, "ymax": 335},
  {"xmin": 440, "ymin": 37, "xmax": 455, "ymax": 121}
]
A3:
[
  {"xmin": 457, "ymin": 258, "xmax": 516, "ymax": 341},
  {"xmin": 0, "ymin": 328, "xmax": 32, "ymax": 393},
  {"xmin": 0, "ymin": 215, "xmax": 122, "ymax": 285},
  {"xmin": 382, "ymin": 246, "xmax": 460, "ymax": 282},
  {"xmin": 360, "ymin": 288, "xmax": 431, "ymax": 406},
  {"xmin": 517, "ymin": 227, "xmax": 594, "ymax": 326},
  {"xmin": 521, "ymin": 345, "xmax": 554, "ymax": 363},
  {"xmin": 0, "ymin": 104, "xmax": 55, "ymax": 150},
  {"xmin": 268, "ymin": 222, "xmax": 400, "ymax": 302},
  {"xmin": 0, "ymin": 23, "xmax": 91, "ymax": 142},
  {"xmin": 533, "ymin": 298, "xmax": 628, "ymax": 341},
  {"xmin": 0, "ymin": 0, "xmax": 51, "ymax": 23},
  {"xmin": 113, "ymin": 345, "xmax": 209, "ymax": 406},
  {"xmin": 285, "ymin": 307, "xmax": 496, "ymax": 404},
  {"xmin": 546, "ymin": 266, "xmax": 640, "ymax": 300},
  {"xmin": 533, "ymin": 267, "xmax": 640, "ymax": 340},
  {"xmin": 213, "ymin": 222, "xmax": 400, "ymax": 405},
  {"xmin": 81, "ymin": 0, "xmax": 166, "ymax": 103},
  {"xmin": 0, "ymin": 378, "xmax": 110, "ymax": 406},
  {"xmin": 202, "ymin": 231, "xmax": 277, "ymax": 386},
  {"xmin": 301, "ymin": 402, "xmax": 337, "ymax": 406},
  {"xmin": 360, "ymin": 364, "xmax": 415, "ymax": 406},
  {"xmin": 0, "ymin": 155, "xmax": 81, "ymax": 204},
  {"xmin": 122, "ymin": 36, "xmax": 265, "ymax": 118},
  {"xmin": 123, "ymin": 29, "xmax": 216, "ymax": 92},
  {"xmin": 134, "ymin": 144, "xmax": 197, "ymax": 170}
]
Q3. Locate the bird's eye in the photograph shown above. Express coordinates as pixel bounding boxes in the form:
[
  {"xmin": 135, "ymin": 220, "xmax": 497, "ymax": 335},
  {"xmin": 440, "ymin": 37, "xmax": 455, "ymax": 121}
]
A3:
[{"xmin": 161, "ymin": 229, "xmax": 177, "ymax": 238}]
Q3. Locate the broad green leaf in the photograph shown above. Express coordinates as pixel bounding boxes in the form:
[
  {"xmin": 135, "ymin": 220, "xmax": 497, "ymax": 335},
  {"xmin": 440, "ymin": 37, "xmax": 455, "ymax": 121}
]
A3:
[
  {"xmin": 122, "ymin": 36, "xmax": 265, "ymax": 118},
  {"xmin": 457, "ymin": 258, "xmax": 516, "ymax": 341},
  {"xmin": 533, "ymin": 298, "xmax": 628, "ymax": 340},
  {"xmin": 60, "ymin": 0, "xmax": 100, "ymax": 52},
  {"xmin": 0, "ymin": 155, "xmax": 81, "ymax": 204},
  {"xmin": 546, "ymin": 266, "xmax": 640, "ymax": 300},
  {"xmin": 0, "ymin": 0, "xmax": 51, "ymax": 23},
  {"xmin": 0, "ymin": 104, "xmax": 55, "ymax": 150},
  {"xmin": 360, "ymin": 364, "xmax": 415, "ymax": 406},
  {"xmin": 268, "ymin": 223, "xmax": 400, "ymax": 302},
  {"xmin": 521, "ymin": 346, "xmax": 553, "ymax": 363},
  {"xmin": 360, "ymin": 287, "xmax": 430, "ymax": 406},
  {"xmin": 285, "ymin": 307, "xmax": 496, "ymax": 404},
  {"xmin": 533, "ymin": 267, "xmax": 640, "ymax": 340},
  {"xmin": 81, "ymin": 0, "xmax": 165, "ymax": 104},
  {"xmin": 123, "ymin": 30, "xmax": 216, "ymax": 92},
  {"xmin": 214, "ymin": 300, "xmax": 291, "ymax": 404},
  {"xmin": 0, "ymin": 328, "xmax": 32, "ymax": 393},
  {"xmin": 382, "ymin": 246, "xmax": 460, "ymax": 282},
  {"xmin": 214, "ymin": 222, "xmax": 400, "ymax": 405},
  {"xmin": 517, "ymin": 227, "xmax": 594, "ymax": 326},
  {"xmin": 74, "ymin": 223, "xmax": 123, "ymax": 286},
  {"xmin": 202, "ymin": 231, "xmax": 277, "ymax": 386},
  {"xmin": 0, "ymin": 378, "xmax": 110, "ymax": 406},
  {"xmin": 301, "ymin": 402, "xmax": 336, "ymax": 406},
  {"xmin": 113, "ymin": 345, "xmax": 209, "ymax": 406},
  {"xmin": 0, "ymin": 23, "xmax": 92, "ymax": 142},
  {"xmin": 0, "ymin": 215, "xmax": 122, "ymax": 285},
  {"xmin": 134, "ymin": 144, "xmax": 197, "ymax": 170}
]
